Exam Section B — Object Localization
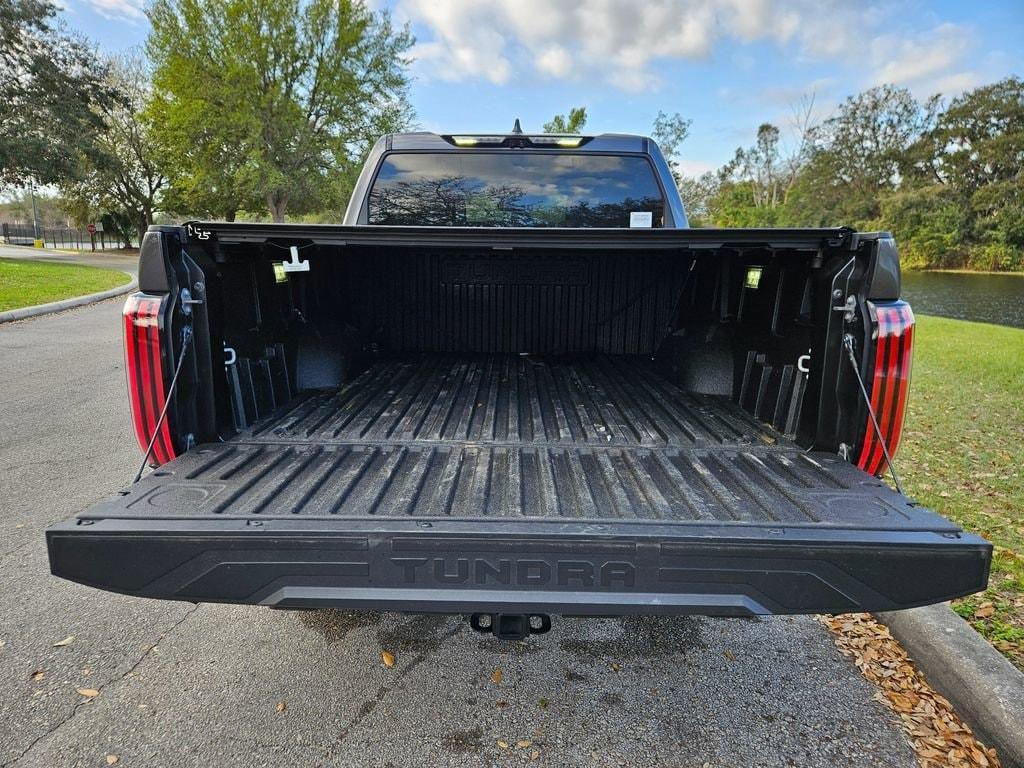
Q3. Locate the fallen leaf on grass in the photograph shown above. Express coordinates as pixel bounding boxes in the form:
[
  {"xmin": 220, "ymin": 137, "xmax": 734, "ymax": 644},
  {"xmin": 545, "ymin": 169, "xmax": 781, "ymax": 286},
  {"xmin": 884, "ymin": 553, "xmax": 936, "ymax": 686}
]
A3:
[
  {"xmin": 974, "ymin": 603, "xmax": 996, "ymax": 619},
  {"xmin": 275, "ymin": 701, "xmax": 286, "ymax": 713},
  {"xmin": 76, "ymin": 688, "xmax": 99, "ymax": 698},
  {"xmin": 105, "ymin": 756, "xmax": 118, "ymax": 765},
  {"xmin": 490, "ymin": 668, "xmax": 503, "ymax": 685},
  {"xmin": 381, "ymin": 650, "xmax": 395, "ymax": 668},
  {"xmin": 53, "ymin": 636, "xmax": 75, "ymax": 648}
]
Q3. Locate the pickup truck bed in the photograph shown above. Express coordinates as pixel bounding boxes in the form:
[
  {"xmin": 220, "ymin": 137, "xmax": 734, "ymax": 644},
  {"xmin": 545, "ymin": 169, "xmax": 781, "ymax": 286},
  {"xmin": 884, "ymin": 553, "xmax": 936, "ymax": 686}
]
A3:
[{"xmin": 48, "ymin": 353, "xmax": 989, "ymax": 615}]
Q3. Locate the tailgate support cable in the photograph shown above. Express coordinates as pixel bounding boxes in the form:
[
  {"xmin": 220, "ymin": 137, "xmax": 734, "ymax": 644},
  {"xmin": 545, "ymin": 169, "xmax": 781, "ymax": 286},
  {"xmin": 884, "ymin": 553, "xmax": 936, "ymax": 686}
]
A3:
[
  {"xmin": 842, "ymin": 333, "xmax": 903, "ymax": 495},
  {"xmin": 132, "ymin": 324, "xmax": 193, "ymax": 484}
]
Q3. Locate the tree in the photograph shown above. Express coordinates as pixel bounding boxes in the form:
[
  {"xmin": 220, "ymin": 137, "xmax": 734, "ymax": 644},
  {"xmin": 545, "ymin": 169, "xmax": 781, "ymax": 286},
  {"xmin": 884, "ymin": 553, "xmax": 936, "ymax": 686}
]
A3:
[
  {"xmin": 0, "ymin": 190, "xmax": 63, "ymax": 225},
  {"xmin": 875, "ymin": 185, "xmax": 965, "ymax": 269},
  {"xmin": 708, "ymin": 101, "xmax": 815, "ymax": 226},
  {"xmin": 146, "ymin": 0, "xmax": 414, "ymax": 222},
  {"xmin": 921, "ymin": 78, "xmax": 1024, "ymax": 195},
  {"xmin": 145, "ymin": 73, "xmax": 260, "ymax": 220},
  {"xmin": 706, "ymin": 180, "xmax": 781, "ymax": 227},
  {"xmin": 62, "ymin": 54, "xmax": 166, "ymax": 245},
  {"xmin": 922, "ymin": 77, "xmax": 1024, "ymax": 267},
  {"xmin": 543, "ymin": 107, "xmax": 587, "ymax": 134},
  {"xmin": 676, "ymin": 172, "xmax": 718, "ymax": 226},
  {"xmin": 0, "ymin": 0, "xmax": 115, "ymax": 187},
  {"xmin": 650, "ymin": 111, "xmax": 692, "ymax": 185},
  {"xmin": 721, "ymin": 123, "xmax": 785, "ymax": 209},
  {"xmin": 786, "ymin": 85, "xmax": 939, "ymax": 226}
]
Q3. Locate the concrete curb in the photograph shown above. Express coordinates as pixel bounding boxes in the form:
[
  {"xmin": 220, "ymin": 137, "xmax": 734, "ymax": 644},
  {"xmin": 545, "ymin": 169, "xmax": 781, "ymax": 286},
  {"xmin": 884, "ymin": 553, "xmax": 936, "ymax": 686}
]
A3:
[
  {"xmin": 876, "ymin": 603, "xmax": 1024, "ymax": 768},
  {"xmin": 0, "ymin": 272, "xmax": 136, "ymax": 324}
]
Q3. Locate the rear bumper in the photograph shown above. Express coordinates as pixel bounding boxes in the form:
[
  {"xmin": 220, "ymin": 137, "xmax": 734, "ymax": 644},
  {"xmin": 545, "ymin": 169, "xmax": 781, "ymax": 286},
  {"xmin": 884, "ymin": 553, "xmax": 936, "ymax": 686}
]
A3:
[{"xmin": 46, "ymin": 517, "xmax": 991, "ymax": 616}]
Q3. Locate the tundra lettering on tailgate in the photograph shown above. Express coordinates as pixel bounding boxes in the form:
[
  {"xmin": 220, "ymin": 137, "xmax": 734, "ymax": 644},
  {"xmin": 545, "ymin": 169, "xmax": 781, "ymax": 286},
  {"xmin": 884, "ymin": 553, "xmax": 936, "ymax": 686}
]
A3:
[{"xmin": 390, "ymin": 557, "xmax": 636, "ymax": 589}]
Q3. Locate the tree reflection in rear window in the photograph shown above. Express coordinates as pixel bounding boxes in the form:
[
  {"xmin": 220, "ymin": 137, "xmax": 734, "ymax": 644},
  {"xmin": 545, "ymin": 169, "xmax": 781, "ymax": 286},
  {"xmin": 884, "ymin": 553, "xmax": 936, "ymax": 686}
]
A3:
[{"xmin": 367, "ymin": 152, "xmax": 665, "ymax": 227}]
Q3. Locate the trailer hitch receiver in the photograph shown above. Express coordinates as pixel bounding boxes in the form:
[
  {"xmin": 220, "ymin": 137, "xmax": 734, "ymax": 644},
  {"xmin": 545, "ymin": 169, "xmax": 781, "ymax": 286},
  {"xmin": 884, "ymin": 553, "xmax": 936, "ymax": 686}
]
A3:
[{"xmin": 470, "ymin": 613, "xmax": 552, "ymax": 641}]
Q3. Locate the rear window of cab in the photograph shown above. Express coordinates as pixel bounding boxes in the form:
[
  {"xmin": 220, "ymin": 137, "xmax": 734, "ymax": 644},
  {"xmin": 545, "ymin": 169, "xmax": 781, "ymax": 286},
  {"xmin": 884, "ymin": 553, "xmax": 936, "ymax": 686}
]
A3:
[{"xmin": 367, "ymin": 152, "xmax": 666, "ymax": 227}]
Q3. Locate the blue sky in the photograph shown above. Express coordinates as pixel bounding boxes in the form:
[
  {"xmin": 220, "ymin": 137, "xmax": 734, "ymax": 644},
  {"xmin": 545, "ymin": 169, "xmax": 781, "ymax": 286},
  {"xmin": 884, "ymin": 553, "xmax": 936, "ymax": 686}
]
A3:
[{"xmin": 63, "ymin": 0, "xmax": 1023, "ymax": 174}]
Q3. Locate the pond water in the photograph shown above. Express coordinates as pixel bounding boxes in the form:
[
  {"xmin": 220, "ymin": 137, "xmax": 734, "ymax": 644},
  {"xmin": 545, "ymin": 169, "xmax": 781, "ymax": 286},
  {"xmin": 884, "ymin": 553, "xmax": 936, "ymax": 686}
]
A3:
[{"xmin": 900, "ymin": 271, "xmax": 1024, "ymax": 329}]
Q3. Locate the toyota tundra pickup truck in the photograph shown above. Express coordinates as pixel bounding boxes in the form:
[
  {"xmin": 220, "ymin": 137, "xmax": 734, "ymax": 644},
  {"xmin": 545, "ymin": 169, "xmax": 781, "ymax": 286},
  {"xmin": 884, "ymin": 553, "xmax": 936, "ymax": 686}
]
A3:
[{"xmin": 47, "ymin": 130, "xmax": 990, "ymax": 640}]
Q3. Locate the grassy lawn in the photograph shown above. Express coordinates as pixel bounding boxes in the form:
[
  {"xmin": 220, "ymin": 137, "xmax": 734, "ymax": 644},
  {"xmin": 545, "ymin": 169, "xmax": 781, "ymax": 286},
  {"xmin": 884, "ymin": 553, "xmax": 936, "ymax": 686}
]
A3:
[
  {"xmin": 0, "ymin": 257, "xmax": 129, "ymax": 312},
  {"xmin": 897, "ymin": 314, "xmax": 1024, "ymax": 669}
]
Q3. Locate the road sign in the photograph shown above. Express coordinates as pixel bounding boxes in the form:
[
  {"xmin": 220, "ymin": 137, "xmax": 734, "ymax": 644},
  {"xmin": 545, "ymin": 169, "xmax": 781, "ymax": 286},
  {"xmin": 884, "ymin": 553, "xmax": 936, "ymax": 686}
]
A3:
[{"xmin": 86, "ymin": 224, "xmax": 97, "ymax": 235}]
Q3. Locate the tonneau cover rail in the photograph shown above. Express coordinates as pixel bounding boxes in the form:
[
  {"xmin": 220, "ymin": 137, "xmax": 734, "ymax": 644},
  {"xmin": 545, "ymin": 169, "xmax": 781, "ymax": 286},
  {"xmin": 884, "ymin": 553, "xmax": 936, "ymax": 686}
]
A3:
[{"xmin": 173, "ymin": 222, "xmax": 857, "ymax": 251}]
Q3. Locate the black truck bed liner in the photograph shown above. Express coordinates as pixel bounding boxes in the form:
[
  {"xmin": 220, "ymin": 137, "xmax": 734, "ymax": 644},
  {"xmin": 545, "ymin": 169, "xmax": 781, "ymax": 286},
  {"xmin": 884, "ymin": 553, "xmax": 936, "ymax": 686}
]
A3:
[
  {"xmin": 48, "ymin": 355, "xmax": 990, "ymax": 615},
  {"xmin": 91, "ymin": 355, "xmax": 948, "ymax": 527}
]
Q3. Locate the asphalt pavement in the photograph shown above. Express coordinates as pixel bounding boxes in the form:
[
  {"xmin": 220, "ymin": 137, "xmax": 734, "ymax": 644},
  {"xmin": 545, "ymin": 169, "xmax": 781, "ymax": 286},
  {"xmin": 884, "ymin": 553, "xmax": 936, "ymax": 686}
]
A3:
[{"xmin": 0, "ymin": 299, "xmax": 921, "ymax": 768}]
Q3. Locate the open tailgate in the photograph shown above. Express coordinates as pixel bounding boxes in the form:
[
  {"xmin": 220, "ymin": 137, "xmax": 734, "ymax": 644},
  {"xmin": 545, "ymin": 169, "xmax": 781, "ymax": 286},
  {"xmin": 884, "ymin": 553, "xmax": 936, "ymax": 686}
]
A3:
[{"xmin": 47, "ymin": 356, "xmax": 990, "ymax": 616}]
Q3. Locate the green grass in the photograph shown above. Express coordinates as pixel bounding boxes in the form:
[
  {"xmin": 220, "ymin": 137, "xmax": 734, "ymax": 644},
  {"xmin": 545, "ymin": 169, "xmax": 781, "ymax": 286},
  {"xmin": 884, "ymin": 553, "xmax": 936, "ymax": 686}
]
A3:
[
  {"xmin": 897, "ymin": 314, "xmax": 1024, "ymax": 669},
  {"xmin": 906, "ymin": 268, "xmax": 1024, "ymax": 276},
  {"xmin": 0, "ymin": 257, "xmax": 129, "ymax": 312}
]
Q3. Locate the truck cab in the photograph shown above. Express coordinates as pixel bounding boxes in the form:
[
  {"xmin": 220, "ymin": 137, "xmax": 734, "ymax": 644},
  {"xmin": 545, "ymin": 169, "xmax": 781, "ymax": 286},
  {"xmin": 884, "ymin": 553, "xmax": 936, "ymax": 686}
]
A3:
[{"xmin": 342, "ymin": 131, "xmax": 688, "ymax": 228}]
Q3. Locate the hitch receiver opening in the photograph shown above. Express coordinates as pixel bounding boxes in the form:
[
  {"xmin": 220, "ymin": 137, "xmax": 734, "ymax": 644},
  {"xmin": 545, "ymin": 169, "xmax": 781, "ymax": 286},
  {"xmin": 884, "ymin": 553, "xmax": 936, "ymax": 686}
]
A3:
[{"xmin": 470, "ymin": 613, "xmax": 552, "ymax": 641}]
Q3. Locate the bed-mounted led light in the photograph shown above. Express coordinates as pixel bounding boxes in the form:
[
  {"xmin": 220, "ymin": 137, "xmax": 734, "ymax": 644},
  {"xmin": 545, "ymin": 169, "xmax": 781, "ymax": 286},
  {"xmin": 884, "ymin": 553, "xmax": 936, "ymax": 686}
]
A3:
[{"xmin": 745, "ymin": 266, "xmax": 763, "ymax": 289}]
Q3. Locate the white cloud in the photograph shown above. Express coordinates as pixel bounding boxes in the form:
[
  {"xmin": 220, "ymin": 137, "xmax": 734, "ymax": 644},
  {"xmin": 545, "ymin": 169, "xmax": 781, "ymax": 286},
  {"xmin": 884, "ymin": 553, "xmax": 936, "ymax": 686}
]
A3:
[
  {"xmin": 86, "ymin": 0, "xmax": 144, "ymax": 21},
  {"xmin": 400, "ymin": 1, "xmax": 979, "ymax": 97},
  {"xmin": 537, "ymin": 46, "xmax": 572, "ymax": 79},
  {"xmin": 398, "ymin": 0, "xmax": 882, "ymax": 91},
  {"xmin": 677, "ymin": 159, "xmax": 717, "ymax": 176},
  {"xmin": 762, "ymin": 78, "xmax": 836, "ymax": 107},
  {"xmin": 868, "ymin": 23, "xmax": 977, "ymax": 96},
  {"xmin": 927, "ymin": 70, "xmax": 982, "ymax": 95}
]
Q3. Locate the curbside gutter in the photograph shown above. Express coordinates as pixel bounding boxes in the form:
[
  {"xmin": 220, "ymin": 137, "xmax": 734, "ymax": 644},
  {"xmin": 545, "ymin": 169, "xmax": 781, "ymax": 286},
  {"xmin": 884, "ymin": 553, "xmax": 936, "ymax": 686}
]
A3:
[
  {"xmin": 0, "ymin": 272, "xmax": 137, "ymax": 324},
  {"xmin": 876, "ymin": 603, "xmax": 1024, "ymax": 768}
]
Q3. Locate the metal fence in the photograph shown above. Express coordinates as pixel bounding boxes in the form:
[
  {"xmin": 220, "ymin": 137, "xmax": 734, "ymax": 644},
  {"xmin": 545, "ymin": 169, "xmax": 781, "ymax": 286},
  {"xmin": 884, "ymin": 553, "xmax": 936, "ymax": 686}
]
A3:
[{"xmin": 0, "ymin": 223, "xmax": 133, "ymax": 250}]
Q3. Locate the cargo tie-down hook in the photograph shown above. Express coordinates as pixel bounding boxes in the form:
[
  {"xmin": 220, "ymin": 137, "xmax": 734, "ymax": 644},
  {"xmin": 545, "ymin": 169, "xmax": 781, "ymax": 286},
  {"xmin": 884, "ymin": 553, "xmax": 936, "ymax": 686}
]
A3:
[{"xmin": 283, "ymin": 244, "xmax": 310, "ymax": 272}]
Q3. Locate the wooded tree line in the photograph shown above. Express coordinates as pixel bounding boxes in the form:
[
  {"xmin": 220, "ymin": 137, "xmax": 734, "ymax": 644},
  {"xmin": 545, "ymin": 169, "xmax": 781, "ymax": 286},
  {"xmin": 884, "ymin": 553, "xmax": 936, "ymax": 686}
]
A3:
[
  {"xmin": 0, "ymin": 0, "xmax": 413, "ymax": 243},
  {"xmin": 675, "ymin": 81, "xmax": 1024, "ymax": 271}
]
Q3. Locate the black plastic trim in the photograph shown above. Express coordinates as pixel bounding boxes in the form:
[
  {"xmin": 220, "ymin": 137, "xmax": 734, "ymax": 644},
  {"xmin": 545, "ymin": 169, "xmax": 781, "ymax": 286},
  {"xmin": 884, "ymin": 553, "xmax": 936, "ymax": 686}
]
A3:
[
  {"xmin": 172, "ymin": 223, "xmax": 855, "ymax": 252},
  {"xmin": 46, "ymin": 517, "xmax": 990, "ymax": 616},
  {"xmin": 137, "ymin": 230, "xmax": 175, "ymax": 294},
  {"xmin": 868, "ymin": 236, "xmax": 902, "ymax": 300}
]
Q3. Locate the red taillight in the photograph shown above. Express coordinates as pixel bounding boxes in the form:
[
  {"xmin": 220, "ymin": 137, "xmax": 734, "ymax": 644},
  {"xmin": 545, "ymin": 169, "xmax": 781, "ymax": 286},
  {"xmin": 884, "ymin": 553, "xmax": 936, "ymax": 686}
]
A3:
[
  {"xmin": 124, "ymin": 293, "xmax": 177, "ymax": 466},
  {"xmin": 855, "ymin": 301, "xmax": 914, "ymax": 476}
]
